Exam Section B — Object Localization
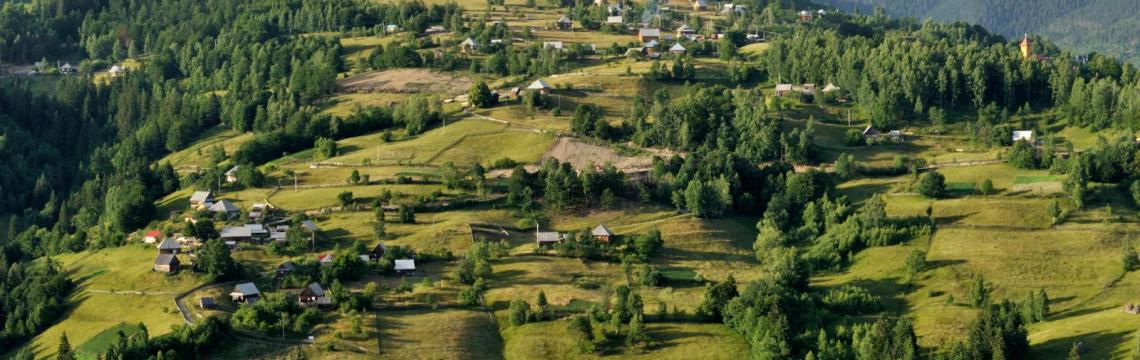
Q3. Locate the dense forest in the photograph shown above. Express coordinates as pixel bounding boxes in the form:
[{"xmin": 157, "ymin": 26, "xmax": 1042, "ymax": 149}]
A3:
[{"xmin": 816, "ymin": 0, "xmax": 1140, "ymax": 65}]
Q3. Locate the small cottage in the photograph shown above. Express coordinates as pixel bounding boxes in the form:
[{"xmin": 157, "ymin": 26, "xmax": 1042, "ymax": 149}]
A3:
[
  {"xmin": 209, "ymin": 199, "xmax": 240, "ymax": 218},
  {"xmin": 592, "ymin": 225, "xmax": 615, "ymax": 242},
  {"xmin": 143, "ymin": 230, "xmax": 163, "ymax": 244},
  {"xmin": 153, "ymin": 254, "xmax": 180, "ymax": 273},
  {"xmin": 638, "ymin": 28, "xmax": 661, "ymax": 43},
  {"xmin": 298, "ymin": 282, "xmax": 329, "ymax": 307},
  {"xmin": 527, "ymin": 79, "xmax": 552, "ymax": 95},
  {"xmin": 556, "ymin": 16, "xmax": 573, "ymax": 30}
]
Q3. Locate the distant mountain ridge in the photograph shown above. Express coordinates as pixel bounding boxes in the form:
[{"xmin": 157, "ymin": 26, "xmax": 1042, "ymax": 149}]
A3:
[{"xmin": 815, "ymin": 0, "xmax": 1140, "ymax": 64}]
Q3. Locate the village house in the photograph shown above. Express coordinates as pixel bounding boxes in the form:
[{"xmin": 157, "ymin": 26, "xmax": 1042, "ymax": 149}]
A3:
[
  {"xmin": 638, "ymin": 28, "xmax": 660, "ymax": 43},
  {"xmin": 153, "ymin": 253, "xmax": 180, "ymax": 274},
  {"xmin": 556, "ymin": 16, "xmax": 573, "ymax": 31},
  {"xmin": 592, "ymin": 225, "xmax": 615, "ymax": 242},
  {"xmin": 209, "ymin": 199, "xmax": 241, "ymax": 219},
  {"xmin": 774, "ymin": 84, "xmax": 793, "ymax": 97},
  {"xmin": 224, "ymin": 165, "xmax": 240, "ymax": 184},
  {"xmin": 394, "ymin": 259, "xmax": 416, "ymax": 275},
  {"xmin": 189, "ymin": 190, "xmax": 215, "ymax": 208},
  {"xmin": 527, "ymin": 79, "xmax": 552, "ymax": 95},
  {"xmin": 668, "ymin": 43, "xmax": 687, "ymax": 55},
  {"xmin": 158, "ymin": 237, "xmax": 182, "ymax": 255},
  {"xmin": 230, "ymin": 282, "xmax": 261, "ymax": 304},
  {"xmin": 276, "ymin": 261, "xmax": 296, "ymax": 277},
  {"xmin": 220, "ymin": 225, "xmax": 252, "ymax": 243},
  {"xmin": 298, "ymin": 282, "xmax": 331, "ymax": 307},
  {"xmin": 675, "ymin": 24, "xmax": 695, "ymax": 38},
  {"xmin": 270, "ymin": 224, "xmax": 289, "ymax": 242},
  {"xmin": 143, "ymin": 230, "xmax": 164, "ymax": 244},
  {"xmin": 424, "ymin": 25, "xmax": 447, "ymax": 35},
  {"xmin": 59, "ymin": 63, "xmax": 77, "ymax": 74},
  {"xmin": 863, "ymin": 126, "xmax": 904, "ymax": 143},
  {"xmin": 319, "ymin": 253, "xmax": 334, "ymax": 266},
  {"xmin": 459, "ymin": 38, "xmax": 478, "ymax": 53}
]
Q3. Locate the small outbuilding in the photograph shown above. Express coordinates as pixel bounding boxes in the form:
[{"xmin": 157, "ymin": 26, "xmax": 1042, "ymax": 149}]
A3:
[
  {"xmin": 394, "ymin": 259, "xmax": 416, "ymax": 275},
  {"xmin": 459, "ymin": 38, "xmax": 478, "ymax": 53},
  {"xmin": 199, "ymin": 297, "xmax": 216, "ymax": 309},
  {"xmin": 153, "ymin": 254, "xmax": 180, "ymax": 273},
  {"xmin": 189, "ymin": 190, "xmax": 215, "ymax": 208},
  {"xmin": 1012, "ymin": 130, "xmax": 1034, "ymax": 143},
  {"xmin": 638, "ymin": 28, "xmax": 661, "ymax": 43},
  {"xmin": 592, "ymin": 225, "xmax": 615, "ymax": 242},
  {"xmin": 536, "ymin": 231, "xmax": 562, "ymax": 246},
  {"xmin": 224, "ymin": 165, "xmax": 240, "ymax": 184},
  {"xmin": 276, "ymin": 261, "xmax": 296, "ymax": 277}
]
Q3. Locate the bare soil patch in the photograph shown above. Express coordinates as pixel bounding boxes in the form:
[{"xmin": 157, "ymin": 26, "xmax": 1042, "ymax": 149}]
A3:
[
  {"xmin": 337, "ymin": 68, "xmax": 472, "ymax": 95},
  {"xmin": 542, "ymin": 137, "xmax": 654, "ymax": 172}
]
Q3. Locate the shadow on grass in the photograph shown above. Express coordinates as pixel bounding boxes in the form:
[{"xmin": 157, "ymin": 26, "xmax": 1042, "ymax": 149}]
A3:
[{"xmin": 1032, "ymin": 329, "xmax": 1130, "ymax": 359}]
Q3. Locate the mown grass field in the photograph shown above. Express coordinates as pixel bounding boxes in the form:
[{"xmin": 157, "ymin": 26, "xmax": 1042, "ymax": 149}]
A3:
[{"xmin": 373, "ymin": 309, "xmax": 504, "ymax": 360}]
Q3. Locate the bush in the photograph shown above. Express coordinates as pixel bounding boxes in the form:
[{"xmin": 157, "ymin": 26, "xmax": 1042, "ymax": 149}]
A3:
[
  {"xmin": 916, "ymin": 171, "xmax": 946, "ymax": 198},
  {"xmin": 820, "ymin": 285, "xmax": 882, "ymax": 315}
]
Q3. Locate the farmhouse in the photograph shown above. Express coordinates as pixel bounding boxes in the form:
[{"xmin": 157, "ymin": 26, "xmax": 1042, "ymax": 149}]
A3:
[
  {"xmin": 230, "ymin": 282, "xmax": 261, "ymax": 304},
  {"xmin": 394, "ymin": 259, "xmax": 416, "ymax": 275},
  {"xmin": 424, "ymin": 25, "xmax": 447, "ymax": 34},
  {"xmin": 556, "ymin": 16, "xmax": 573, "ymax": 31},
  {"xmin": 143, "ymin": 230, "xmax": 163, "ymax": 244},
  {"xmin": 863, "ymin": 126, "xmax": 903, "ymax": 142},
  {"xmin": 224, "ymin": 165, "xmax": 239, "ymax": 183},
  {"xmin": 153, "ymin": 253, "xmax": 180, "ymax": 273},
  {"xmin": 249, "ymin": 203, "xmax": 269, "ymax": 220},
  {"xmin": 527, "ymin": 79, "xmax": 552, "ymax": 95},
  {"xmin": 220, "ymin": 226, "xmax": 252, "ymax": 242},
  {"xmin": 59, "ymin": 63, "xmax": 77, "ymax": 74},
  {"xmin": 592, "ymin": 225, "xmax": 615, "ymax": 242},
  {"xmin": 638, "ymin": 28, "xmax": 660, "ymax": 43},
  {"xmin": 157, "ymin": 237, "xmax": 182, "ymax": 255},
  {"xmin": 319, "ymin": 253, "xmax": 334, "ymax": 265},
  {"xmin": 799, "ymin": 10, "xmax": 813, "ymax": 22},
  {"xmin": 189, "ymin": 190, "xmax": 214, "ymax": 208},
  {"xmin": 209, "ymin": 199, "xmax": 240, "ymax": 218},
  {"xmin": 270, "ymin": 225, "xmax": 289, "ymax": 242},
  {"xmin": 298, "ymin": 282, "xmax": 330, "ymax": 307},
  {"xmin": 199, "ymin": 297, "xmax": 216, "ymax": 309}
]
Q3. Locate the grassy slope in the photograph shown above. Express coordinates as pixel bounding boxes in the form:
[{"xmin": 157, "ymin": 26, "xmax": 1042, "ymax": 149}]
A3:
[{"xmin": 21, "ymin": 246, "xmax": 206, "ymax": 359}]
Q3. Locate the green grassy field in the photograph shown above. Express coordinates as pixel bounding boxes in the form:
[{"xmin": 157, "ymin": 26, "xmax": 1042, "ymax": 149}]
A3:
[
  {"xmin": 20, "ymin": 246, "xmax": 206, "ymax": 359},
  {"xmin": 373, "ymin": 309, "xmax": 504, "ymax": 360},
  {"xmin": 501, "ymin": 320, "xmax": 749, "ymax": 360}
]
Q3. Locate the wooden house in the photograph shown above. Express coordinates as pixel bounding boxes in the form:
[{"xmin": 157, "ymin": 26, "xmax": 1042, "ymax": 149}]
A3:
[
  {"xmin": 157, "ymin": 237, "xmax": 182, "ymax": 255},
  {"xmin": 298, "ymin": 282, "xmax": 330, "ymax": 307},
  {"xmin": 189, "ymin": 190, "xmax": 215, "ymax": 208},
  {"xmin": 153, "ymin": 254, "xmax": 180, "ymax": 273},
  {"xmin": 230, "ymin": 282, "xmax": 261, "ymax": 304},
  {"xmin": 592, "ymin": 225, "xmax": 615, "ymax": 242},
  {"xmin": 638, "ymin": 28, "xmax": 660, "ymax": 43}
]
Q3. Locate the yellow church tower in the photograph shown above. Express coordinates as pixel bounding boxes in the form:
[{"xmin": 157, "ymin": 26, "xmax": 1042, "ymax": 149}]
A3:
[{"xmin": 1019, "ymin": 34, "xmax": 1032, "ymax": 60}]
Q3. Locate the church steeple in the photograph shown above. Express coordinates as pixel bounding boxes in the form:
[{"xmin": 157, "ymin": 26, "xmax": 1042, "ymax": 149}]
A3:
[{"xmin": 1019, "ymin": 34, "xmax": 1032, "ymax": 60}]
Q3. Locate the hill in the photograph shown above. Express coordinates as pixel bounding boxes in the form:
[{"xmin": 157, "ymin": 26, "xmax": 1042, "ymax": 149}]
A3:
[{"xmin": 816, "ymin": 0, "xmax": 1140, "ymax": 64}]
